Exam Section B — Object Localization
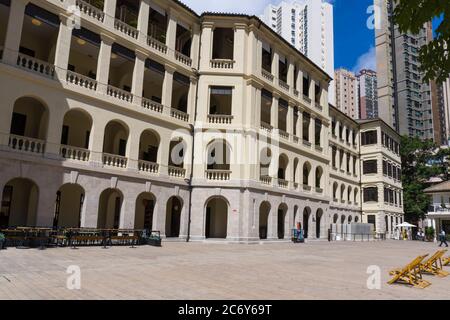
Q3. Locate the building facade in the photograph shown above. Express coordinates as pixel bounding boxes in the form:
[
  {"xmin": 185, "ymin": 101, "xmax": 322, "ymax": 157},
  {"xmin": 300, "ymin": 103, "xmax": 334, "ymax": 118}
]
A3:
[
  {"xmin": 0, "ymin": 0, "xmax": 403, "ymax": 242},
  {"xmin": 424, "ymin": 181, "xmax": 450, "ymax": 240},
  {"xmin": 357, "ymin": 69, "xmax": 378, "ymax": 120},
  {"xmin": 335, "ymin": 68, "xmax": 359, "ymax": 120},
  {"xmin": 438, "ymin": 77, "xmax": 450, "ymax": 145},
  {"xmin": 375, "ymin": 0, "xmax": 436, "ymax": 140},
  {"xmin": 260, "ymin": 0, "xmax": 335, "ymax": 104}
]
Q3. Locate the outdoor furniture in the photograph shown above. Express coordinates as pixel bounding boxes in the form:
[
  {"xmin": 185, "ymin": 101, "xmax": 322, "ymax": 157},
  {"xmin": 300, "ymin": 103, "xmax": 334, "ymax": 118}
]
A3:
[
  {"xmin": 387, "ymin": 254, "xmax": 431, "ymax": 288},
  {"xmin": 419, "ymin": 250, "xmax": 449, "ymax": 277},
  {"xmin": 148, "ymin": 231, "xmax": 161, "ymax": 247},
  {"xmin": 443, "ymin": 256, "xmax": 449, "ymax": 266}
]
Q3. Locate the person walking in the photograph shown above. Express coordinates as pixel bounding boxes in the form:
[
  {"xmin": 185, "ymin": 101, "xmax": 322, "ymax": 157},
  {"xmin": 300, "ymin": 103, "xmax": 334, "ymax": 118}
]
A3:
[
  {"xmin": 0, "ymin": 232, "xmax": 6, "ymax": 250},
  {"xmin": 439, "ymin": 229, "xmax": 448, "ymax": 247}
]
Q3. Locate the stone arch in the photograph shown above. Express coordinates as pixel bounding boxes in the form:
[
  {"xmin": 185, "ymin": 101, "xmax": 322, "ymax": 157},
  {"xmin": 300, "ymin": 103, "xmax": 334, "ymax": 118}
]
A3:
[
  {"xmin": 97, "ymin": 188, "xmax": 124, "ymax": 229},
  {"xmin": 205, "ymin": 196, "xmax": 229, "ymax": 239},
  {"xmin": 53, "ymin": 183, "xmax": 85, "ymax": 228},
  {"xmin": 166, "ymin": 196, "xmax": 183, "ymax": 237},
  {"xmin": 135, "ymin": 192, "xmax": 156, "ymax": 230},
  {"xmin": 0, "ymin": 177, "xmax": 39, "ymax": 228}
]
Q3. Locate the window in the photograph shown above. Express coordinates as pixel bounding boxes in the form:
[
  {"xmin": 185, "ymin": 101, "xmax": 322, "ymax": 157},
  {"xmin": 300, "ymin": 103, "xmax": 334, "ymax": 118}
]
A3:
[
  {"xmin": 361, "ymin": 130, "xmax": 377, "ymax": 145},
  {"xmin": 315, "ymin": 119, "xmax": 322, "ymax": 146},
  {"xmin": 363, "ymin": 160, "xmax": 377, "ymax": 174},
  {"xmin": 302, "ymin": 112, "xmax": 310, "ymax": 142},
  {"xmin": 363, "ymin": 187, "xmax": 378, "ymax": 202}
]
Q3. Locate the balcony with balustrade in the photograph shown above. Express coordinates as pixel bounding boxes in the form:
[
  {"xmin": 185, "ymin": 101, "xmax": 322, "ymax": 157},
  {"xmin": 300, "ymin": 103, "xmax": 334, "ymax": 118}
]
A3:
[{"xmin": 210, "ymin": 27, "xmax": 235, "ymax": 70}]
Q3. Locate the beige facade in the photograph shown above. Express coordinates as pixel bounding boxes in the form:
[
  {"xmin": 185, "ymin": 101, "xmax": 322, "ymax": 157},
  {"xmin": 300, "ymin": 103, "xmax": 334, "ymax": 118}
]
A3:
[
  {"xmin": 335, "ymin": 68, "xmax": 358, "ymax": 120},
  {"xmin": 0, "ymin": 0, "xmax": 403, "ymax": 242}
]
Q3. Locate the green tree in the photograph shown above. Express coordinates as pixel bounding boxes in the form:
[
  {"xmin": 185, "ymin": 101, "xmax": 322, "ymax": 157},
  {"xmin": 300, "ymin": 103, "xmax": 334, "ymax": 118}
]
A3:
[
  {"xmin": 400, "ymin": 136, "xmax": 441, "ymax": 222},
  {"xmin": 393, "ymin": 0, "xmax": 449, "ymax": 83}
]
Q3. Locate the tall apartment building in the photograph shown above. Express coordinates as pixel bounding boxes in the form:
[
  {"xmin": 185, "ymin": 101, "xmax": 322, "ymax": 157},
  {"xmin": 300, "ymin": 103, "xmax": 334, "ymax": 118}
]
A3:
[
  {"xmin": 335, "ymin": 68, "xmax": 359, "ymax": 120},
  {"xmin": 357, "ymin": 69, "xmax": 378, "ymax": 120},
  {"xmin": 442, "ymin": 77, "xmax": 450, "ymax": 145},
  {"xmin": 375, "ymin": 0, "xmax": 435, "ymax": 140},
  {"xmin": 0, "ymin": 0, "xmax": 403, "ymax": 241},
  {"xmin": 261, "ymin": 0, "xmax": 335, "ymax": 104}
]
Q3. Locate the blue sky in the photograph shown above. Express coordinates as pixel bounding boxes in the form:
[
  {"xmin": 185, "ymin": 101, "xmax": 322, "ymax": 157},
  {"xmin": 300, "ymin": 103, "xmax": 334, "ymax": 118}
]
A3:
[{"xmin": 183, "ymin": 0, "xmax": 377, "ymax": 73}]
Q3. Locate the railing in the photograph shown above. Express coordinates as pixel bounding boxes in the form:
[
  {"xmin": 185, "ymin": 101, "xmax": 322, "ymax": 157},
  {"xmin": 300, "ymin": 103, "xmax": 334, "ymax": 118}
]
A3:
[
  {"xmin": 303, "ymin": 184, "xmax": 312, "ymax": 191},
  {"xmin": 315, "ymin": 188, "xmax": 323, "ymax": 194},
  {"xmin": 114, "ymin": 19, "xmax": 138, "ymax": 39},
  {"xmin": 210, "ymin": 59, "xmax": 234, "ymax": 69},
  {"xmin": 293, "ymin": 136, "xmax": 299, "ymax": 143},
  {"xmin": 175, "ymin": 51, "xmax": 192, "ymax": 67},
  {"xmin": 171, "ymin": 109, "xmax": 189, "ymax": 122},
  {"xmin": 107, "ymin": 85, "xmax": 133, "ymax": 103},
  {"xmin": 8, "ymin": 135, "xmax": 45, "ymax": 154},
  {"xmin": 428, "ymin": 205, "xmax": 450, "ymax": 214},
  {"xmin": 142, "ymin": 97, "xmax": 164, "ymax": 113},
  {"xmin": 293, "ymin": 89, "xmax": 299, "ymax": 97},
  {"xmin": 303, "ymin": 94, "xmax": 311, "ymax": 103},
  {"xmin": 103, "ymin": 153, "xmax": 128, "ymax": 168},
  {"xmin": 168, "ymin": 166, "xmax": 186, "ymax": 178},
  {"xmin": 138, "ymin": 160, "xmax": 159, "ymax": 173},
  {"xmin": 293, "ymin": 182, "xmax": 299, "ymax": 190},
  {"xmin": 76, "ymin": 0, "xmax": 104, "ymax": 22},
  {"xmin": 278, "ymin": 130, "xmax": 289, "ymax": 140},
  {"xmin": 60, "ymin": 145, "xmax": 90, "ymax": 161},
  {"xmin": 303, "ymin": 139, "xmax": 312, "ymax": 147},
  {"xmin": 278, "ymin": 179, "xmax": 288, "ymax": 189},
  {"xmin": 207, "ymin": 114, "xmax": 233, "ymax": 124},
  {"xmin": 261, "ymin": 69, "xmax": 274, "ymax": 82},
  {"xmin": 260, "ymin": 175, "xmax": 272, "ymax": 185},
  {"xmin": 260, "ymin": 122, "xmax": 273, "ymax": 133},
  {"xmin": 147, "ymin": 36, "xmax": 168, "ymax": 54},
  {"xmin": 16, "ymin": 54, "xmax": 55, "ymax": 78},
  {"xmin": 205, "ymin": 169, "xmax": 231, "ymax": 181},
  {"xmin": 279, "ymin": 79, "xmax": 289, "ymax": 91},
  {"xmin": 66, "ymin": 71, "xmax": 97, "ymax": 91},
  {"xmin": 315, "ymin": 102, "xmax": 322, "ymax": 110}
]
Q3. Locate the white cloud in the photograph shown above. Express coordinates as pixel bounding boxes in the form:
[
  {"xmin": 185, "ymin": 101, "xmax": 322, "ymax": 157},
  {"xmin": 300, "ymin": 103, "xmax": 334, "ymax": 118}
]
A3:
[
  {"xmin": 181, "ymin": 0, "xmax": 274, "ymax": 15},
  {"xmin": 352, "ymin": 46, "xmax": 376, "ymax": 73}
]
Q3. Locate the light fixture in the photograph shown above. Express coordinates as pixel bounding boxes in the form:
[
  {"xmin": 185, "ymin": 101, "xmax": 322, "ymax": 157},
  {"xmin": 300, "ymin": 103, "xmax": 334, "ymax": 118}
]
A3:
[
  {"xmin": 31, "ymin": 18, "xmax": 42, "ymax": 26},
  {"xmin": 111, "ymin": 53, "xmax": 118, "ymax": 59},
  {"xmin": 77, "ymin": 38, "xmax": 86, "ymax": 46}
]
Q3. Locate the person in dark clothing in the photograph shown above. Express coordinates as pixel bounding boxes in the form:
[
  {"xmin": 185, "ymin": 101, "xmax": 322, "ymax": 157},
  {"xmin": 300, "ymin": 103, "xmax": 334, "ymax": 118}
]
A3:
[
  {"xmin": 439, "ymin": 230, "xmax": 448, "ymax": 247},
  {"xmin": 0, "ymin": 232, "xmax": 6, "ymax": 250}
]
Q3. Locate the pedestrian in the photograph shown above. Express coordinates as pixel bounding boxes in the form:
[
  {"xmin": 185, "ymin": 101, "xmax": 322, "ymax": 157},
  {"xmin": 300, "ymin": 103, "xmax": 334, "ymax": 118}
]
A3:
[{"xmin": 439, "ymin": 229, "xmax": 448, "ymax": 247}]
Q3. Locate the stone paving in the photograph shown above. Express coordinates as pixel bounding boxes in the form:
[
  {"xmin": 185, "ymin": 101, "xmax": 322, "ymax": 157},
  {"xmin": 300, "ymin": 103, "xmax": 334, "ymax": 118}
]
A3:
[{"xmin": 0, "ymin": 240, "xmax": 449, "ymax": 299}]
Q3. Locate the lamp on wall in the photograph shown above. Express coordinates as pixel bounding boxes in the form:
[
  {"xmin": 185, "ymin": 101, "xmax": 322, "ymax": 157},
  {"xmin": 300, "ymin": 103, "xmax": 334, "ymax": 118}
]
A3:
[{"xmin": 31, "ymin": 18, "xmax": 42, "ymax": 26}]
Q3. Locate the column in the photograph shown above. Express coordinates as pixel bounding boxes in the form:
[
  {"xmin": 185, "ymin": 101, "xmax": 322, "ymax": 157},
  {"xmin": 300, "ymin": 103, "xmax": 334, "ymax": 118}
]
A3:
[
  {"xmin": 254, "ymin": 86, "xmax": 262, "ymax": 128},
  {"xmin": 137, "ymin": 0, "xmax": 150, "ymax": 43},
  {"xmin": 271, "ymin": 93, "xmax": 279, "ymax": 129},
  {"xmin": 54, "ymin": 13, "xmax": 74, "ymax": 81},
  {"xmin": 271, "ymin": 51, "xmax": 279, "ymax": 79},
  {"xmin": 309, "ymin": 114, "xmax": 316, "ymax": 146},
  {"xmin": 131, "ymin": 49, "xmax": 147, "ymax": 106},
  {"xmin": 297, "ymin": 109, "xmax": 303, "ymax": 139},
  {"xmin": 287, "ymin": 104, "xmax": 294, "ymax": 136},
  {"xmin": 296, "ymin": 67, "xmax": 303, "ymax": 96},
  {"xmin": 256, "ymin": 37, "xmax": 263, "ymax": 75},
  {"xmin": 162, "ymin": 64, "xmax": 176, "ymax": 113},
  {"xmin": 96, "ymin": 33, "xmax": 115, "ymax": 94},
  {"xmin": 88, "ymin": 118, "xmax": 107, "ymax": 167},
  {"xmin": 190, "ymin": 24, "xmax": 201, "ymax": 69},
  {"xmin": 199, "ymin": 22, "xmax": 214, "ymax": 70},
  {"xmin": 3, "ymin": 0, "xmax": 28, "ymax": 65},
  {"xmin": 287, "ymin": 58, "xmax": 295, "ymax": 93},
  {"xmin": 126, "ymin": 128, "xmax": 140, "ymax": 172},
  {"xmin": 310, "ymin": 78, "xmax": 316, "ymax": 106},
  {"xmin": 233, "ymin": 24, "xmax": 247, "ymax": 72},
  {"xmin": 103, "ymin": 0, "xmax": 117, "ymax": 28},
  {"xmin": 166, "ymin": 9, "xmax": 178, "ymax": 58},
  {"xmin": 187, "ymin": 76, "xmax": 198, "ymax": 120},
  {"xmin": 248, "ymin": 27, "xmax": 258, "ymax": 75}
]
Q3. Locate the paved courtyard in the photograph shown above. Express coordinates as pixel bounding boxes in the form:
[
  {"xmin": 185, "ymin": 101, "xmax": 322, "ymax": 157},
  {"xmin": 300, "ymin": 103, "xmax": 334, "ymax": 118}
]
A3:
[{"xmin": 0, "ymin": 240, "xmax": 449, "ymax": 299}]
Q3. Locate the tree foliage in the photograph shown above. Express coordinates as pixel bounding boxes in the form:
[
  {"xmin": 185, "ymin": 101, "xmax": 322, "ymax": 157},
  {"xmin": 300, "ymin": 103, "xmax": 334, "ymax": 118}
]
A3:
[
  {"xmin": 400, "ymin": 136, "xmax": 441, "ymax": 222},
  {"xmin": 393, "ymin": 0, "xmax": 449, "ymax": 83}
]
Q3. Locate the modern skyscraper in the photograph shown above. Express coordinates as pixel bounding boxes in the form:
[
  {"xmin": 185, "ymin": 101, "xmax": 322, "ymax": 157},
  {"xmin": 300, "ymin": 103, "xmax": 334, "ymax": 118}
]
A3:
[
  {"xmin": 375, "ymin": 0, "xmax": 435, "ymax": 140},
  {"xmin": 357, "ymin": 69, "xmax": 378, "ymax": 120},
  {"xmin": 438, "ymin": 77, "xmax": 450, "ymax": 145},
  {"xmin": 261, "ymin": 0, "xmax": 335, "ymax": 104},
  {"xmin": 335, "ymin": 68, "xmax": 359, "ymax": 120}
]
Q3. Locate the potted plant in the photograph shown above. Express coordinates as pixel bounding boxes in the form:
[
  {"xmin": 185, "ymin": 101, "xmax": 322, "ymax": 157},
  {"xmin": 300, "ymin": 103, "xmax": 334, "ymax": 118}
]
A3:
[{"xmin": 425, "ymin": 226, "xmax": 435, "ymax": 242}]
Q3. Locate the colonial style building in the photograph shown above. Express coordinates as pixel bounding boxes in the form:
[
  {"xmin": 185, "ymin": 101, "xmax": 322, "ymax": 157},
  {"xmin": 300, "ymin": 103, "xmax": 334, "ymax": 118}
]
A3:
[{"xmin": 0, "ymin": 0, "xmax": 403, "ymax": 242}]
